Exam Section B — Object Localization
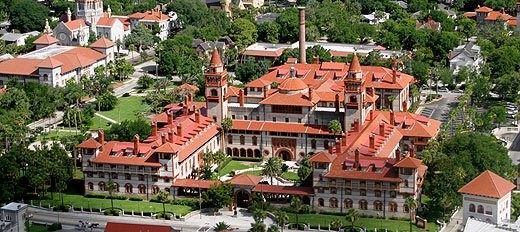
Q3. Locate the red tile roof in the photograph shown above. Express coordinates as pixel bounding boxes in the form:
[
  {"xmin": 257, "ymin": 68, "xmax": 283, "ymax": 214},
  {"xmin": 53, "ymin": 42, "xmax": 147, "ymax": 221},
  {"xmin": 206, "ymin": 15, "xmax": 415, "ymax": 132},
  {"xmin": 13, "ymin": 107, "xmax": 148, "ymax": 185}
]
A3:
[
  {"xmin": 349, "ymin": 55, "xmax": 361, "ymax": 72},
  {"xmin": 253, "ymin": 184, "xmax": 314, "ymax": 196},
  {"xmin": 326, "ymin": 155, "xmax": 402, "ymax": 182},
  {"xmin": 90, "ymin": 37, "xmax": 115, "ymax": 48},
  {"xmin": 96, "ymin": 17, "xmax": 118, "ymax": 27},
  {"xmin": 0, "ymin": 59, "xmax": 42, "ymax": 76},
  {"xmin": 37, "ymin": 57, "xmax": 63, "ymax": 68},
  {"xmin": 210, "ymin": 49, "xmax": 223, "ymax": 67},
  {"xmin": 232, "ymin": 120, "xmax": 333, "ymax": 135},
  {"xmin": 172, "ymin": 178, "xmax": 220, "ymax": 189},
  {"xmin": 105, "ymin": 222, "xmax": 174, "ymax": 232},
  {"xmin": 33, "ymin": 34, "xmax": 58, "ymax": 45},
  {"xmin": 458, "ymin": 170, "xmax": 516, "ymax": 199},
  {"xmin": 128, "ymin": 10, "xmax": 170, "ymax": 22},
  {"xmin": 278, "ymin": 77, "xmax": 308, "ymax": 91},
  {"xmin": 76, "ymin": 138, "xmax": 102, "ymax": 149},
  {"xmin": 178, "ymin": 83, "xmax": 200, "ymax": 92},
  {"xmin": 246, "ymin": 78, "xmax": 271, "ymax": 88},
  {"xmin": 394, "ymin": 157, "xmax": 423, "ymax": 168},
  {"xmin": 476, "ymin": 6, "xmax": 493, "ymax": 12},
  {"xmin": 259, "ymin": 92, "xmax": 316, "ymax": 106},
  {"xmin": 64, "ymin": 19, "xmax": 88, "ymax": 31},
  {"xmin": 309, "ymin": 151, "xmax": 335, "ymax": 163},
  {"xmin": 90, "ymin": 141, "xmax": 161, "ymax": 167},
  {"xmin": 228, "ymin": 174, "xmax": 263, "ymax": 186},
  {"xmin": 463, "ymin": 12, "xmax": 477, "ymax": 18}
]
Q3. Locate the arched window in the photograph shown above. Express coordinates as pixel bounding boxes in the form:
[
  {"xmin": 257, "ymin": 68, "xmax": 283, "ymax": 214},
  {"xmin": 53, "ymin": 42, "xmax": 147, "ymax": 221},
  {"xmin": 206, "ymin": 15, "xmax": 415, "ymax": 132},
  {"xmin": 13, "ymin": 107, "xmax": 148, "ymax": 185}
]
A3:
[
  {"xmin": 98, "ymin": 181, "xmax": 105, "ymax": 191},
  {"xmin": 138, "ymin": 184, "xmax": 146, "ymax": 194},
  {"xmin": 87, "ymin": 182, "xmax": 94, "ymax": 191},
  {"xmin": 151, "ymin": 185, "xmax": 160, "ymax": 195},
  {"xmin": 324, "ymin": 140, "xmax": 329, "ymax": 150},
  {"xmin": 318, "ymin": 198, "xmax": 324, "ymax": 207},
  {"xmin": 42, "ymin": 74, "xmax": 49, "ymax": 82},
  {"xmin": 359, "ymin": 200, "xmax": 368, "ymax": 210},
  {"xmin": 311, "ymin": 139, "xmax": 316, "ymax": 149},
  {"xmin": 164, "ymin": 187, "xmax": 170, "ymax": 193},
  {"xmin": 240, "ymin": 135, "xmax": 245, "ymax": 145},
  {"xmin": 329, "ymin": 198, "xmax": 338, "ymax": 208},
  {"xmin": 389, "ymin": 202, "xmax": 398, "ymax": 212},
  {"xmin": 374, "ymin": 201, "xmax": 383, "ymax": 211},
  {"xmin": 211, "ymin": 89, "xmax": 218, "ymax": 96},
  {"xmin": 344, "ymin": 199, "xmax": 353, "ymax": 208},
  {"xmin": 404, "ymin": 180, "xmax": 409, "ymax": 187},
  {"xmin": 469, "ymin": 204, "xmax": 475, "ymax": 213},
  {"xmin": 163, "ymin": 163, "xmax": 168, "ymax": 171},
  {"xmin": 125, "ymin": 183, "xmax": 133, "ymax": 193},
  {"xmin": 228, "ymin": 135, "xmax": 233, "ymax": 144},
  {"xmin": 252, "ymin": 136, "xmax": 257, "ymax": 146},
  {"xmin": 114, "ymin": 182, "xmax": 120, "ymax": 192},
  {"xmin": 477, "ymin": 205, "xmax": 484, "ymax": 214}
]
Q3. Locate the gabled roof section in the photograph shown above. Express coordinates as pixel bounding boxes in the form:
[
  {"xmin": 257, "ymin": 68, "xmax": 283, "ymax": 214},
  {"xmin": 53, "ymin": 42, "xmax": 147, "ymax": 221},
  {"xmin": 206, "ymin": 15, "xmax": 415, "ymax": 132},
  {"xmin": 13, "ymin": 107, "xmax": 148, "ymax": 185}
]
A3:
[
  {"xmin": 458, "ymin": 170, "xmax": 516, "ymax": 199},
  {"xmin": 228, "ymin": 174, "xmax": 263, "ymax": 186},
  {"xmin": 475, "ymin": 6, "xmax": 493, "ymax": 12},
  {"xmin": 259, "ymin": 92, "xmax": 317, "ymax": 106},
  {"xmin": 37, "ymin": 57, "xmax": 63, "ymax": 68},
  {"xmin": 178, "ymin": 83, "xmax": 200, "ymax": 92},
  {"xmin": 33, "ymin": 34, "xmax": 58, "ymax": 45},
  {"xmin": 76, "ymin": 138, "xmax": 102, "ymax": 149},
  {"xmin": 394, "ymin": 156, "xmax": 422, "ymax": 168},
  {"xmin": 64, "ymin": 19, "xmax": 88, "ymax": 31},
  {"xmin": 153, "ymin": 142, "xmax": 180, "ymax": 153},
  {"xmin": 90, "ymin": 37, "xmax": 115, "ymax": 48},
  {"xmin": 309, "ymin": 151, "xmax": 335, "ymax": 163}
]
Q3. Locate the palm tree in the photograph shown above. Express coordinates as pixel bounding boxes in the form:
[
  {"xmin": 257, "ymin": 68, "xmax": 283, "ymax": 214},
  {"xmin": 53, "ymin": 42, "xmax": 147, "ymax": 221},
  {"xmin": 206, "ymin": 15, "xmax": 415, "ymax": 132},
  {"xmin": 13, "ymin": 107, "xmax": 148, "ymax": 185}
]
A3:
[
  {"xmin": 330, "ymin": 218, "xmax": 343, "ymax": 232},
  {"xmin": 157, "ymin": 190, "xmax": 171, "ymax": 217},
  {"xmin": 214, "ymin": 221, "xmax": 231, "ymax": 232},
  {"xmin": 106, "ymin": 180, "xmax": 117, "ymax": 211},
  {"xmin": 267, "ymin": 225, "xmax": 280, "ymax": 232},
  {"xmin": 345, "ymin": 208, "xmax": 359, "ymax": 232},
  {"xmin": 128, "ymin": 44, "xmax": 136, "ymax": 60},
  {"xmin": 274, "ymin": 210, "xmax": 289, "ymax": 232},
  {"xmin": 221, "ymin": 117, "xmax": 233, "ymax": 150},
  {"xmin": 290, "ymin": 196, "xmax": 302, "ymax": 229},
  {"xmin": 405, "ymin": 197, "xmax": 418, "ymax": 232},
  {"xmin": 262, "ymin": 157, "xmax": 283, "ymax": 185}
]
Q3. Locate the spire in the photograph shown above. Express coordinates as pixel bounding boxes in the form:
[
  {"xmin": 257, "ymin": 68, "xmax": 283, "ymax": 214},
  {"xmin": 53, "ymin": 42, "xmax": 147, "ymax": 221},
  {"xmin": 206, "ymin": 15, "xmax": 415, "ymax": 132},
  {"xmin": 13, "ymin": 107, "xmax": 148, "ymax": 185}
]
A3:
[
  {"xmin": 349, "ymin": 53, "xmax": 361, "ymax": 73},
  {"xmin": 107, "ymin": 5, "xmax": 112, "ymax": 18},
  {"xmin": 210, "ymin": 49, "xmax": 223, "ymax": 68},
  {"xmin": 44, "ymin": 19, "xmax": 52, "ymax": 34},
  {"xmin": 66, "ymin": 7, "xmax": 72, "ymax": 22}
]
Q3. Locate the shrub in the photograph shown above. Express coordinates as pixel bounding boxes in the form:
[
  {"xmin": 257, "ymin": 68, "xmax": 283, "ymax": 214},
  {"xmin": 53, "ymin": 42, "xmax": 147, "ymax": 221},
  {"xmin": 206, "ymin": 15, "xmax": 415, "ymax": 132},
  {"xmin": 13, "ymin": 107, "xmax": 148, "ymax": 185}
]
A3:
[
  {"xmin": 281, "ymin": 164, "xmax": 289, "ymax": 173},
  {"xmin": 48, "ymin": 223, "xmax": 62, "ymax": 231},
  {"xmin": 104, "ymin": 209, "xmax": 120, "ymax": 216},
  {"xmin": 106, "ymin": 195, "xmax": 128, "ymax": 200},
  {"xmin": 129, "ymin": 196, "xmax": 143, "ymax": 201},
  {"xmin": 122, "ymin": 93, "xmax": 131, "ymax": 97},
  {"xmin": 85, "ymin": 193, "xmax": 107, "ymax": 199},
  {"xmin": 172, "ymin": 199, "xmax": 198, "ymax": 209},
  {"xmin": 232, "ymin": 157, "xmax": 262, "ymax": 162}
]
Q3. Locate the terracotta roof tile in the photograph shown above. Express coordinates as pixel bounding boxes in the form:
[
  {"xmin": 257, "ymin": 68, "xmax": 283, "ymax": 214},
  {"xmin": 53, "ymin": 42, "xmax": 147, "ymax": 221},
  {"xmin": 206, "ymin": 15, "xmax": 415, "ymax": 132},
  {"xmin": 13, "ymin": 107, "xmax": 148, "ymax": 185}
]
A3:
[
  {"xmin": 172, "ymin": 179, "xmax": 220, "ymax": 189},
  {"xmin": 37, "ymin": 57, "xmax": 63, "ymax": 68},
  {"xmin": 242, "ymin": 48, "xmax": 284, "ymax": 57},
  {"xmin": 33, "ymin": 34, "xmax": 58, "ymax": 45},
  {"xmin": 458, "ymin": 170, "xmax": 516, "ymax": 199},
  {"xmin": 128, "ymin": 10, "xmax": 170, "ymax": 22},
  {"xmin": 232, "ymin": 120, "xmax": 333, "ymax": 135},
  {"xmin": 394, "ymin": 157, "xmax": 423, "ymax": 168},
  {"xmin": 349, "ymin": 55, "xmax": 361, "ymax": 72},
  {"xmin": 228, "ymin": 174, "xmax": 263, "ymax": 186},
  {"xmin": 64, "ymin": 19, "xmax": 88, "ymax": 31},
  {"xmin": 96, "ymin": 17, "xmax": 118, "ymax": 27},
  {"xmin": 278, "ymin": 77, "xmax": 308, "ymax": 91},
  {"xmin": 90, "ymin": 37, "xmax": 115, "ymax": 48},
  {"xmin": 259, "ymin": 92, "xmax": 315, "ymax": 106},
  {"xmin": 178, "ymin": 83, "xmax": 200, "ymax": 92},
  {"xmin": 76, "ymin": 138, "xmax": 102, "ymax": 149},
  {"xmin": 210, "ymin": 49, "xmax": 223, "ymax": 67},
  {"xmin": 253, "ymin": 184, "xmax": 314, "ymax": 196},
  {"xmin": 309, "ymin": 151, "xmax": 335, "ymax": 163},
  {"xmin": 476, "ymin": 6, "xmax": 493, "ymax": 12}
]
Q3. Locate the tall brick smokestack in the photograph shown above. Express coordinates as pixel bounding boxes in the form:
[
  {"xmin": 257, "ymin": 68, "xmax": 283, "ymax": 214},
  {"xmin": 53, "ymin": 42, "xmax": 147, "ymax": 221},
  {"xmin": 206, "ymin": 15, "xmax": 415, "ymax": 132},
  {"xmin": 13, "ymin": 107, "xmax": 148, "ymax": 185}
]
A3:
[{"xmin": 298, "ymin": 7, "xmax": 306, "ymax": 64}]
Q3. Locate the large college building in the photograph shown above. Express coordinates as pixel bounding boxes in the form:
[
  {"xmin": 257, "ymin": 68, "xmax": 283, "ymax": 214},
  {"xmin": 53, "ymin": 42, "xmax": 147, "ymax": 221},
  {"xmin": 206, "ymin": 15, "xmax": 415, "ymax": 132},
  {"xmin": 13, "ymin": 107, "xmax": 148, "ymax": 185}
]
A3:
[{"xmin": 78, "ymin": 8, "xmax": 441, "ymax": 218}]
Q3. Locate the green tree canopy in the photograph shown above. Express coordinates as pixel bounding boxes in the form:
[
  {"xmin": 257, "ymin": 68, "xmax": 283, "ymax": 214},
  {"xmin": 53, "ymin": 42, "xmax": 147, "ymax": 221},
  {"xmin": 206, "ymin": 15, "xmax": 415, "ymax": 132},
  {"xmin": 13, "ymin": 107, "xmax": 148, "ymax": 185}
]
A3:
[
  {"xmin": 10, "ymin": 0, "xmax": 49, "ymax": 32},
  {"xmin": 235, "ymin": 58, "xmax": 271, "ymax": 83},
  {"xmin": 202, "ymin": 183, "xmax": 233, "ymax": 209},
  {"xmin": 229, "ymin": 18, "xmax": 258, "ymax": 49},
  {"xmin": 105, "ymin": 117, "xmax": 152, "ymax": 142}
]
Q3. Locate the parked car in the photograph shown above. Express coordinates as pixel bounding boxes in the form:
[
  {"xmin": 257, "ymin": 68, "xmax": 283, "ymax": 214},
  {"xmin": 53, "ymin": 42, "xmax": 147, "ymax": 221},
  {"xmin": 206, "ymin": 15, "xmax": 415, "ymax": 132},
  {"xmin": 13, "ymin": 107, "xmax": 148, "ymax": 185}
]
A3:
[
  {"xmin": 452, "ymin": 89, "xmax": 464, "ymax": 93},
  {"xmin": 438, "ymin": 87, "xmax": 449, "ymax": 93}
]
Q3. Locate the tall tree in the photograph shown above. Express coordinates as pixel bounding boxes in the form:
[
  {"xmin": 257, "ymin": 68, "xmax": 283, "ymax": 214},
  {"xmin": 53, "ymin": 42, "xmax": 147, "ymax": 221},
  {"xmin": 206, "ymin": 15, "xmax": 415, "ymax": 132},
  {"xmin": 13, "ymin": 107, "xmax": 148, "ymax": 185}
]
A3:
[
  {"xmin": 106, "ymin": 180, "xmax": 117, "ymax": 211},
  {"xmin": 345, "ymin": 208, "xmax": 360, "ymax": 232},
  {"xmin": 105, "ymin": 117, "xmax": 152, "ymax": 142},
  {"xmin": 262, "ymin": 157, "xmax": 283, "ymax": 185},
  {"xmin": 405, "ymin": 197, "xmax": 417, "ymax": 232},
  {"xmin": 125, "ymin": 24, "xmax": 157, "ymax": 51},
  {"xmin": 202, "ymin": 183, "xmax": 233, "ymax": 209},
  {"xmin": 10, "ymin": 0, "xmax": 49, "ymax": 32},
  {"xmin": 235, "ymin": 58, "xmax": 271, "ymax": 83},
  {"xmin": 229, "ymin": 18, "xmax": 258, "ymax": 49},
  {"xmin": 156, "ymin": 190, "xmax": 171, "ymax": 217}
]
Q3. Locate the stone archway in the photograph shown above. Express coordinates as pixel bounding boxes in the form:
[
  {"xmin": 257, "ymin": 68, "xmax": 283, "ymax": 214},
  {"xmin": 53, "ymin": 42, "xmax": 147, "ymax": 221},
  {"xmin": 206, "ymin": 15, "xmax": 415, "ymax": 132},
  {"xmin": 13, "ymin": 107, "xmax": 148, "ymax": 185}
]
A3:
[
  {"xmin": 234, "ymin": 189, "xmax": 251, "ymax": 208},
  {"xmin": 276, "ymin": 148, "xmax": 294, "ymax": 161}
]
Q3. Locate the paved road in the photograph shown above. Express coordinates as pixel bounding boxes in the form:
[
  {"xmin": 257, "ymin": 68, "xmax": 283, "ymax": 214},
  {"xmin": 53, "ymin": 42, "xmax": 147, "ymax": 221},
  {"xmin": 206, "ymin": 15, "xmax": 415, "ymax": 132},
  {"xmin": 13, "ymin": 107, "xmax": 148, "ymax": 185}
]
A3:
[
  {"xmin": 28, "ymin": 206, "xmax": 273, "ymax": 232},
  {"xmin": 28, "ymin": 111, "xmax": 65, "ymax": 130}
]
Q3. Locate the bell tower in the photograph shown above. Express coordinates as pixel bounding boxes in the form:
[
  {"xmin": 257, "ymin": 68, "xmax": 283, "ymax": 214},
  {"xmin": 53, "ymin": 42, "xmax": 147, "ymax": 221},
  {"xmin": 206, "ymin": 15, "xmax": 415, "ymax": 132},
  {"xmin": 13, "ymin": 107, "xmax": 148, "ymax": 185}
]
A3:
[
  {"xmin": 344, "ymin": 54, "xmax": 366, "ymax": 131},
  {"xmin": 205, "ymin": 49, "xmax": 229, "ymax": 124},
  {"xmin": 76, "ymin": 0, "xmax": 104, "ymax": 26}
]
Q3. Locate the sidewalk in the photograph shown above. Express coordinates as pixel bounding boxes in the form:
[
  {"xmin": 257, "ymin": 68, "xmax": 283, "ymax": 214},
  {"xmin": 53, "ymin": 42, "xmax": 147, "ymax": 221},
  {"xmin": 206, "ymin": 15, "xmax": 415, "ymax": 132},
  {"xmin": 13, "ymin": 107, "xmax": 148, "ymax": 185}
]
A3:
[{"xmin": 441, "ymin": 209, "xmax": 463, "ymax": 232}]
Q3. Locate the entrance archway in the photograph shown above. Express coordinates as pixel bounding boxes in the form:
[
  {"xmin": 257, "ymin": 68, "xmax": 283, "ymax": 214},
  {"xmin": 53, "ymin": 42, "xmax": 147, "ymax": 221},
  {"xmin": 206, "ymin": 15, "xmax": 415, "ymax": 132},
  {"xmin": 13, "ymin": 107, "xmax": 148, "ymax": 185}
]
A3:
[
  {"xmin": 276, "ymin": 148, "xmax": 293, "ymax": 161},
  {"xmin": 235, "ymin": 189, "xmax": 251, "ymax": 208}
]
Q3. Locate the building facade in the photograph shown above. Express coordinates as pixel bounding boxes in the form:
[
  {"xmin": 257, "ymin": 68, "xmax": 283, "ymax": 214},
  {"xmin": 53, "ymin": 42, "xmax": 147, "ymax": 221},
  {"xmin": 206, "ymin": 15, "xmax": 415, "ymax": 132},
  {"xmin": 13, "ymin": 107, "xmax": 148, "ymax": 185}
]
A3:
[{"xmin": 449, "ymin": 42, "xmax": 483, "ymax": 75}]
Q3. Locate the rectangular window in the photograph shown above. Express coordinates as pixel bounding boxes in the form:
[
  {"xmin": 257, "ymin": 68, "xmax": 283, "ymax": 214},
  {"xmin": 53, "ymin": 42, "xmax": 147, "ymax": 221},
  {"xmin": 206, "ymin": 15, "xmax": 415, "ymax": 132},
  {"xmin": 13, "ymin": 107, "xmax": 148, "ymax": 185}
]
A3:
[
  {"xmin": 330, "ymin": 188, "xmax": 337, "ymax": 194},
  {"xmin": 298, "ymin": 119, "xmax": 301, "ymax": 123},
  {"xmin": 390, "ymin": 191, "xmax": 396, "ymax": 198},
  {"xmin": 271, "ymin": 105, "xmax": 303, "ymax": 114},
  {"xmin": 98, "ymin": 172, "xmax": 105, "ymax": 178},
  {"xmin": 112, "ymin": 173, "xmax": 118, "ymax": 179},
  {"xmin": 138, "ymin": 174, "xmax": 145, "ymax": 181},
  {"xmin": 152, "ymin": 175, "xmax": 158, "ymax": 182},
  {"xmin": 164, "ymin": 178, "xmax": 170, "ymax": 183},
  {"xmin": 360, "ymin": 189, "xmax": 366, "ymax": 196},
  {"xmin": 232, "ymin": 115, "xmax": 236, "ymax": 119},
  {"xmin": 256, "ymin": 116, "xmax": 260, "ymax": 121},
  {"xmin": 125, "ymin": 174, "xmax": 131, "ymax": 180},
  {"xmin": 273, "ymin": 117, "xmax": 276, "ymax": 122},
  {"xmin": 110, "ymin": 165, "xmax": 116, "ymax": 169},
  {"xmin": 244, "ymin": 116, "xmax": 248, "ymax": 120},
  {"xmin": 285, "ymin": 118, "xmax": 289, "ymax": 122},
  {"xmin": 345, "ymin": 188, "xmax": 351, "ymax": 195}
]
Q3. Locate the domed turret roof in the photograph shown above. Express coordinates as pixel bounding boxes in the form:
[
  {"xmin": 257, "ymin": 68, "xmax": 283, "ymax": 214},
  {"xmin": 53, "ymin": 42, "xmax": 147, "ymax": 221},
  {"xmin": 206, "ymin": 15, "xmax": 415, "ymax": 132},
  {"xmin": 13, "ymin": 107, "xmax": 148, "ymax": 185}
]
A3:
[{"xmin": 278, "ymin": 77, "xmax": 308, "ymax": 91}]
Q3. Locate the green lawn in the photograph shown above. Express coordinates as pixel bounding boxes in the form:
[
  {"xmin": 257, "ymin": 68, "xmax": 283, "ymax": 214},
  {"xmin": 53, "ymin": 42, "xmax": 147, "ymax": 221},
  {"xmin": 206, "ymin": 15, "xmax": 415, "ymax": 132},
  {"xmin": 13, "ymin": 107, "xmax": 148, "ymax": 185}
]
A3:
[
  {"xmin": 97, "ymin": 96, "xmax": 149, "ymax": 123},
  {"xmin": 218, "ymin": 160, "xmax": 261, "ymax": 176},
  {"xmin": 33, "ymin": 193, "xmax": 193, "ymax": 216},
  {"xmin": 90, "ymin": 115, "xmax": 113, "ymax": 130},
  {"xmin": 36, "ymin": 130, "xmax": 80, "ymax": 141},
  {"xmin": 281, "ymin": 171, "xmax": 299, "ymax": 181},
  {"xmin": 287, "ymin": 213, "xmax": 437, "ymax": 231}
]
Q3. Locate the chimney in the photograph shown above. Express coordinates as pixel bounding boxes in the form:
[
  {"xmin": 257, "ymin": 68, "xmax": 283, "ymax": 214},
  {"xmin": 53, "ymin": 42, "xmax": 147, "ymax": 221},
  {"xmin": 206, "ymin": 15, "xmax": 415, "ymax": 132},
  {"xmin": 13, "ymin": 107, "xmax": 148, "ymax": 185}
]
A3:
[
  {"xmin": 167, "ymin": 110, "xmax": 173, "ymax": 125},
  {"xmin": 195, "ymin": 109, "xmax": 201, "ymax": 123},
  {"xmin": 239, "ymin": 89, "xmax": 245, "ymax": 107},
  {"xmin": 168, "ymin": 129, "xmax": 174, "ymax": 142},
  {"xmin": 354, "ymin": 149, "xmax": 360, "ymax": 169},
  {"xmin": 177, "ymin": 123, "xmax": 183, "ymax": 137},
  {"xmin": 290, "ymin": 66, "xmax": 296, "ymax": 78},
  {"xmin": 341, "ymin": 133, "xmax": 347, "ymax": 146},
  {"xmin": 354, "ymin": 119, "xmax": 359, "ymax": 132},
  {"xmin": 379, "ymin": 122, "xmax": 385, "ymax": 136},
  {"xmin": 161, "ymin": 132, "xmax": 166, "ymax": 144},
  {"xmin": 66, "ymin": 8, "xmax": 72, "ymax": 22},
  {"xmin": 392, "ymin": 58, "xmax": 397, "ymax": 84},
  {"xmin": 263, "ymin": 86, "xmax": 268, "ymax": 99},
  {"xmin": 183, "ymin": 105, "xmax": 188, "ymax": 116},
  {"xmin": 396, "ymin": 149, "xmax": 401, "ymax": 162},
  {"xmin": 188, "ymin": 93, "xmax": 193, "ymax": 102},
  {"xmin": 369, "ymin": 134, "xmax": 375, "ymax": 149},
  {"xmin": 409, "ymin": 147, "xmax": 415, "ymax": 158},
  {"xmin": 308, "ymin": 87, "xmax": 313, "ymax": 100},
  {"xmin": 328, "ymin": 143, "xmax": 334, "ymax": 154},
  {"xmin": 192, "ymin": 104, "xmax": 196, "ymax": 113},
  {"xmin": 336, "ymin": 138, "xmax": 341, "ymax": 154},
  {"xmin": 133, "ymin": 135, "xmax": 139, "ymax": 156},
  {"xmin": 370, "ymin": 110, "xmax": 374, "ymax": 121},
  {"xmin": 98, "ymin": 129, "xmax": 105, "ymax": 144},
  {"xmin": 298, "ymin": 7, "xmax": 306, "ymax": 64},
  {"xmin": 335, "ymin": 93, "xmax": 340, "ymax": 113},
  {"xmin": 313, "ymin": 56, "xmax": 319, "ymax": 64},
  {"xmin": 184, "ymin": 95, "xmax": 189, "ymax": 105},
  {"xmin": 151, "ymin": 122, "xmax": 157, "ymax": 136},
  {"xmin": 390, "ymin": 110, "xmax": 395, "ymax": 125}
]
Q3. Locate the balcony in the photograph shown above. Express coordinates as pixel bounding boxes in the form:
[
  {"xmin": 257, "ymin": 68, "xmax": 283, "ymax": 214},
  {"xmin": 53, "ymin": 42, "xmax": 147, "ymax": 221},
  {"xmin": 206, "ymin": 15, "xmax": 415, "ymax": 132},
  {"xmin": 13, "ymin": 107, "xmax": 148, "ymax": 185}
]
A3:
[{"xmin": 323, "ymin": 182, "xmax": 399, "ymax": 191}]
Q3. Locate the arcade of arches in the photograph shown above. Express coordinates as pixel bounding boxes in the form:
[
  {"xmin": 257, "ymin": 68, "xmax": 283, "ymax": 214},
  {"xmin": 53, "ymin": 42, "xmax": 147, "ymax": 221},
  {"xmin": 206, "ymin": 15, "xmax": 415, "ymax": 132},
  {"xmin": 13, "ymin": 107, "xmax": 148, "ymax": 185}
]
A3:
[{"xmin": 226, "ymin": 147, "xmax": 262, "ymax": 158}]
